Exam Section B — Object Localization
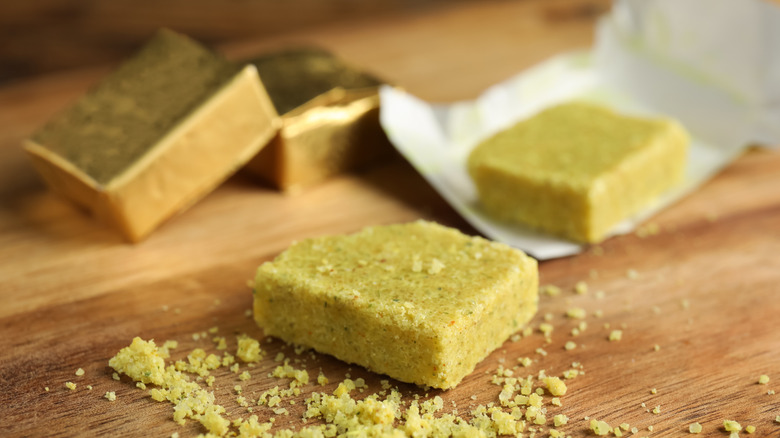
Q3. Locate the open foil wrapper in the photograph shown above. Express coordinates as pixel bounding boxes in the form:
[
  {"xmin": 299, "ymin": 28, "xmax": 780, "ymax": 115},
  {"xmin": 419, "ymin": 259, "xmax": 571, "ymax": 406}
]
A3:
[{"xmin": 380, "ymin": 0, "xmax": 780, "ymax": 260}]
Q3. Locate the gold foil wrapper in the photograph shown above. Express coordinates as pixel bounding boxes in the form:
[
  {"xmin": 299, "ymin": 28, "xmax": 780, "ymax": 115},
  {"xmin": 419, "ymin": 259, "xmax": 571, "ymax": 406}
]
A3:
[
  {"xmin": 243, "ymin": 48, "xmax": 392, "ymax": 191},
  {"xmin": 25, "ymin": 30, "xmax": 279, "ymax": 241}
]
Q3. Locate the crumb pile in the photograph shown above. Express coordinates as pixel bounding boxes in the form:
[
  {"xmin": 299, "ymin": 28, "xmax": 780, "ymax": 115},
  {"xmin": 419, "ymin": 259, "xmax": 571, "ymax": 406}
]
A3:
[
  {"xmin": 108, "ymin": 333, "xmax": 586, "ymax": 437},
  {"xmin": 99, "ymin": 274, "xmax": 778, "ymax": 437}
]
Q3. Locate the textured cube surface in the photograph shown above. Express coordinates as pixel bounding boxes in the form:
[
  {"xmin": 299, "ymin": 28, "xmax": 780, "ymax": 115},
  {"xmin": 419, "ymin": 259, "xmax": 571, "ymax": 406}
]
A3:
[
  {"xmin": 253, "ymin": 220, "xmax": 538, "ymax": 389},
  {"xmin": 468, "ymin": 102, "xmax": 689, "ymax": 243}
]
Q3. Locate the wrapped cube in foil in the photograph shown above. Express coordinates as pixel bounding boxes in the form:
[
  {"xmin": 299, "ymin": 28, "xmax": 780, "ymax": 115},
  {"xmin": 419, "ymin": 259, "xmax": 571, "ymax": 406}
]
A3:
[
  {"xmin": 25, "ymin": 29, "xmax": 279, "ymax": 241},
  {"xmin": 243, "ymin": 47, "xmax": 392, "ymax": 191}
]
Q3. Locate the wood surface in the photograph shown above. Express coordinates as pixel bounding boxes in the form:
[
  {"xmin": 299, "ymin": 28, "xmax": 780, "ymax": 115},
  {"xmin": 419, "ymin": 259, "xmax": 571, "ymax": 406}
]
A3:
[
  {"xmin": 1, "ymin": 0, "xmax": 779, "ymax": 436},
  {"xmin": 0, "ymin": 0, "xmax": 470, "ymax": 84}
]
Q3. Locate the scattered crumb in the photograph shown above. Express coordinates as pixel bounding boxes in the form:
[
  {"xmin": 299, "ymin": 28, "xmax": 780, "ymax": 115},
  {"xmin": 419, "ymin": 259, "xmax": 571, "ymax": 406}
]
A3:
[
  {"xmin": 44, "ymin": 387, "xmax": 49, "ymax": 392},
  {"xmin": 236, "ymin": 335, "xmax": 263, "ymax": 363},
  {"xmin": 564, "ymin": 341, "xmax": 577, "ymax": 351},
  {"xmin": 590, "ymin": 419, "xmax": 612, "ymax": 435},
  {"xmin": 65, "ymin": 382, "xmax": 76, "ymax": 390},
  {"xmin": 650, "ymin": 388, "xmax": 657, "ymax": 394},
  {"xmin": 609, "ymin": 330, "xmax": 623, "ymax": 341},
  {"xmin": 758, "ymin": 375, "xmax": 770, "ymax": 385},
  {"xmin": 544, "ymin": 377, "xmax": 567, "ymax": 396},
  {"xmin": 562, "ymin": 369, "xmax": 579, "ymax": 379},
  {"xmin": 101, "ymin": 318, "xmax": 631, "ymax": 438},
  {"xmin": 723, "ymin": 420, "xmax": 742, "ymax": 432},
  {"xmin": 689, "ymin": 422, "xmax": 702, "ymax": 434},
  {"xmin": 566, "ymin": 308, "xmax": 587, "ymax": 319},
  {"xmin": 745, "ymin": 425, "xmax": 756, "ymax": 434},
  {"xmin": 626, "ymin": 269, "xmax": 639, "ymax": 279},
  {"xmin": 574, "ymin": 281, "xmax": 588, "ymax": 295},
  {"xmin": 104, "ymin": 391, "xmax": 117, "ymax": 402},
  {"xmin": 653, "ymin": 344, "xmax": 661, "ymax": 352},
  {"xmin": 652, "ymin": 405, "xmax": 661, "ymax": 414},
  {"xmin": 554, "ymin": 414, "xmax": 568, "ymax": 427},
  {"xmin": 75, "ymin": 368, "xmax": 85, "ymax": 376},
  {"xmin": 112, "ymin": 372, "xmax": 120, "ymax": 381}
]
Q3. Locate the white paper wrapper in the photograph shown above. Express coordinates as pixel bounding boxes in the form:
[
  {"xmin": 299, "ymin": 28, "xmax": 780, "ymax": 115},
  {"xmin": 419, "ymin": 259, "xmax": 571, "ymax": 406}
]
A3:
[{"xmin": 379, "ymin": 0, "xmax": 780, "ymax": 260}]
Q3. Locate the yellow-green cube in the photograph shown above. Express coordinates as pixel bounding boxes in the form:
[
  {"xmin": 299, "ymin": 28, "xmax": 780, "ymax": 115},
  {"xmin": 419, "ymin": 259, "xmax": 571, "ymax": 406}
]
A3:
[
  {"xmin": 468, "ymin": 102, "xmax": 689, "ymax": 243},
  {"xmin": 253, "ymin": 220, "xmax": 538, "ymax": 389}
]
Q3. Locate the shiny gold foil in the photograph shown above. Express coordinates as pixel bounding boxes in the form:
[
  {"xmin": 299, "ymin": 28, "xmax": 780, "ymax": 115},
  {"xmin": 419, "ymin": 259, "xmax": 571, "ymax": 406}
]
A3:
[{"xmin": 243, "ymin": 48, "xmax": 392, "ymax": 191}]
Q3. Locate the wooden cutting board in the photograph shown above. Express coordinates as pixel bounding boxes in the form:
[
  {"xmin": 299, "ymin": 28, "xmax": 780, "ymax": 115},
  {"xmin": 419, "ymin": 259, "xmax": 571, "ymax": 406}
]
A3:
[{"xmin": 1, "ymin": 1, "xmax": 779, "ymax": 436}]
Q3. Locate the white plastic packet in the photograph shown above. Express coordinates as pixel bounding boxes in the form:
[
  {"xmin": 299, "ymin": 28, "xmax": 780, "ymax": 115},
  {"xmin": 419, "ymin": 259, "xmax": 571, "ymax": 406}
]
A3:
[{"xmin": 379, "ymin": 0, "xmax": 779, "ymax": 260}]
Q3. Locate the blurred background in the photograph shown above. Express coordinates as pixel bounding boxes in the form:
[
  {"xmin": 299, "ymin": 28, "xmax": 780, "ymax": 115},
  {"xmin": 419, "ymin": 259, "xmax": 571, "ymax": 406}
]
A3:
[
  {"xmin": 0, "ymin": 0, "xmax": 468, "ymax": 83},
  {"xmin": 0, "ymin": 0, "xmax": 608, "ymax": 86}
]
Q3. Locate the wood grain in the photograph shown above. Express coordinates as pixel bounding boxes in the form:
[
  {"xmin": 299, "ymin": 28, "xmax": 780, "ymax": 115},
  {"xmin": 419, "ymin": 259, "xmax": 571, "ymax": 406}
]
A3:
[
  {"xmin": 1, "ymin": 0, "xmax": 779, "ymax": 436},
  {"xmin": 0, "ymin": 0, "xmax": 472, "ymax": 84}
]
